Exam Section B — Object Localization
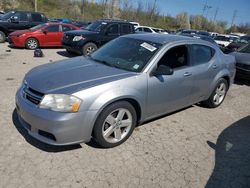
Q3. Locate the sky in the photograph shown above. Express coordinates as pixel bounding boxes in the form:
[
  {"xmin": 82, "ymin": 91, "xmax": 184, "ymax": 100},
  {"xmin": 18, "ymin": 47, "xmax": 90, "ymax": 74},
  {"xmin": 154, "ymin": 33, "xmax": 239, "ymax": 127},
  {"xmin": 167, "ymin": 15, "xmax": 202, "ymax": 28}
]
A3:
[
  {"xmin": 95, "ymin": 0, "xmax": 250, "ymax": 26},
  {"xmin": 147, "ymin": 0, "xmax": 250, "ymax": 25}
]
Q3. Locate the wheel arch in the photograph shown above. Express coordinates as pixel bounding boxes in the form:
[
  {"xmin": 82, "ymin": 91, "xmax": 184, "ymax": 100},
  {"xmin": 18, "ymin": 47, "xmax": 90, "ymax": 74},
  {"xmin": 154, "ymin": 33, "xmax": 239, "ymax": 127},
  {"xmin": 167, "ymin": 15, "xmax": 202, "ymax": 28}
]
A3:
[{"xmin": 90, "ymin": 97, "xmax": 142, "ymax": 136}]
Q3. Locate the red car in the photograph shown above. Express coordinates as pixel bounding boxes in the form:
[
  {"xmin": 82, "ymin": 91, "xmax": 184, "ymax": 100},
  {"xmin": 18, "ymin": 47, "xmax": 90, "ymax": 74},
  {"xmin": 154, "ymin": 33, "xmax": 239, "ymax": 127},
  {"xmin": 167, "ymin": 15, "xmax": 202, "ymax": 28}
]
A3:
[{"xmin": 8, "ymin": 23, "xmax": 80, "ymax": 49}]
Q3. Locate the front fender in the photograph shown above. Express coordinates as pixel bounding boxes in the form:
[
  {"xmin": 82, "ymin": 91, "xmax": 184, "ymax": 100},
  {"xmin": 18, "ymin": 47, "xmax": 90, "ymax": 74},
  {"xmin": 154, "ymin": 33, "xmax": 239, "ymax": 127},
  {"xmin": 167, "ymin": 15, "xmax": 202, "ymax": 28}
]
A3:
[{"xmin": 89, "ymin": 87, "xmax": 146, "ymax": 122}]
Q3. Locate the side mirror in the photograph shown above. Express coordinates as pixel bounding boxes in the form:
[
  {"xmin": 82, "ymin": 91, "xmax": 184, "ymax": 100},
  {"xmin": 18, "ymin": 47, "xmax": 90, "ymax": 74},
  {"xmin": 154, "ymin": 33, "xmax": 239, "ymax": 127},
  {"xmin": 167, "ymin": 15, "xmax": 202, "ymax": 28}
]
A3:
[
  {"xmin": 43, "ymin": 30, "xmax": 48, "ymax": 34},
  {"xmin": 152, "ymin": 65, "xmax": 174, "ymax": 76}
]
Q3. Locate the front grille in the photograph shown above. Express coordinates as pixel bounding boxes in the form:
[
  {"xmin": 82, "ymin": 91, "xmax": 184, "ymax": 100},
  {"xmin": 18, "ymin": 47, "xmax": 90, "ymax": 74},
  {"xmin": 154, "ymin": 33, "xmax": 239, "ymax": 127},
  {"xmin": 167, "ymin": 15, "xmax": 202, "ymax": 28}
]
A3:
[
  {"xmin": 23, "ymin": 84, "xmax": 44, "ymax": 105},
  {"xmin": 237, "ymin": 63, "xmax": 250, "ymax": 70}
]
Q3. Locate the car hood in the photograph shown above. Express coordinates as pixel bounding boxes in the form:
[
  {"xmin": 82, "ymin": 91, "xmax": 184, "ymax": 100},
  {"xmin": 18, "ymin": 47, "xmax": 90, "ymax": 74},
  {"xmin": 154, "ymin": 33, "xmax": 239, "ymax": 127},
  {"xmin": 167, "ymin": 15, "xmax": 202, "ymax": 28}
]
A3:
[
  {"xmin": 9, "ymin": 30, "xmax": 31, "ymax": 36},
  {"xmin": 25, "ymin": 57, "xmax": 137, "ymax": 94},
  {"xmin": 231, "ymin": 52, "xmax": 250, "ymax": 65},
  {"xmin": 65, "ymin": 29, "xmax": 98, "ymax": 36}
]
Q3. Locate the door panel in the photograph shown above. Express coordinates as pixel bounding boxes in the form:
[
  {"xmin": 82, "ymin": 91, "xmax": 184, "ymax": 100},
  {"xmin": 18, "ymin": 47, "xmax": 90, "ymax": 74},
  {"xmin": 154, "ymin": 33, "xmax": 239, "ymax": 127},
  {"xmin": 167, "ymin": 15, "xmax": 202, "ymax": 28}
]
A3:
[
  {"xmin": 189, "ymin": 44, "xmax": 220, "ymax": 102},
  {"xmin": 147, "ymin": 67, "xmax": 194, "ymax": 118}
]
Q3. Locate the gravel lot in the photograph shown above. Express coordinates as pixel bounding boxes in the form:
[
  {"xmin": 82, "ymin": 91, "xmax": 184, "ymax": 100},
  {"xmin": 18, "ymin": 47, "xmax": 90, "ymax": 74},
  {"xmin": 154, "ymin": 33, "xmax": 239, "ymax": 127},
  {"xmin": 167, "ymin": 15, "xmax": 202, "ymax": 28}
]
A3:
[{"xmin": 0, "ymin": 42, "xmax": 249, "ymax": 188}]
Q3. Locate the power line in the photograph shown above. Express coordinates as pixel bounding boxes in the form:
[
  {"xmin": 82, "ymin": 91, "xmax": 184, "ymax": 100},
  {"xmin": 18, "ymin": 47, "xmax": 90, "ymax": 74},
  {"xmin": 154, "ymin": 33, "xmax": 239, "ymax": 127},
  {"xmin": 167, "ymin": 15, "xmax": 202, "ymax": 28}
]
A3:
[
  {"xmin": 213, "ymin": 7, "xmax": 219, "ymax": 22},
  {"xmin": 230, "ymin": 10, "xmax": 237, "ymax": 28}
]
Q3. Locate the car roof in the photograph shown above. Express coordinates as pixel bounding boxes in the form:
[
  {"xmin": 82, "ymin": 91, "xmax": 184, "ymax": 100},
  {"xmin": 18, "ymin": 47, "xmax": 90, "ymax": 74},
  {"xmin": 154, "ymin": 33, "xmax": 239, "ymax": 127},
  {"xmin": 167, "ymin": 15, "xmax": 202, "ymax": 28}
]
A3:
[
  {"xmin": 124, "ymin": 33, "xmax": 198, "ymax": 45},
  {"xmin": 13, "ymin": 10, "xmax": 45, "ymax": 14}
]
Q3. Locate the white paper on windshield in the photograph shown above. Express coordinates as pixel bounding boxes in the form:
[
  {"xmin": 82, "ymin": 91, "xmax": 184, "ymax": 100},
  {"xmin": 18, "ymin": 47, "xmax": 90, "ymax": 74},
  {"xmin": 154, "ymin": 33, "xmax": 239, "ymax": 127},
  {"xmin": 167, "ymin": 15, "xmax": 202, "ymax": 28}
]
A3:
[
  {"xmin": 133, "ymin": 64, "xmax": 140, "ymax": 69},
  {"xmin": 140, "ymin": 42, "xmax": 157, "ymax": 52}
]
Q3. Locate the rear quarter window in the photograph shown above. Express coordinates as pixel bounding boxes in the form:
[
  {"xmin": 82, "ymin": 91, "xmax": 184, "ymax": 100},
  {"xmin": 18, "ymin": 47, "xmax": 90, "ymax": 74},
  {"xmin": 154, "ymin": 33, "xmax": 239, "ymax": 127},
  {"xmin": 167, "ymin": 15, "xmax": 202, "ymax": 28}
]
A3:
[
  {"xmin": 121, "ymin": 24, "xmax": 133, "ymax": 34},
  {"xmin": 31, "ymin": 13, "xmax": 43, "ymax": 22},
  {"xmin": 191, "ymin": 44, "xmax": 215, "ymax": 65}
]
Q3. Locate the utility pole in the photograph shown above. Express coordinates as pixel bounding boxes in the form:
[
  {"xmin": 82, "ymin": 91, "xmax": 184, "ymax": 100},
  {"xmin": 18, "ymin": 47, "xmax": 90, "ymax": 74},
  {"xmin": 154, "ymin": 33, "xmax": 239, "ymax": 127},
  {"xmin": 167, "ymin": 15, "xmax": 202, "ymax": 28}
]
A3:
[
  {"xmin": 230, "ymin": 10, "xmax": 237, "ymax": 28},
  {"xmin": 35, "ymin": 0, "xmax": 37, "ymax": 12},
  {"xmin": 202, "ymin": 0, "xmax": 208, "ymax": 16},
  {"xmin": 202, "ymin": 0, "xmax": 212, "ymax": 18},
  {"xmin": 213, "ymin": 7, "xmax": 219, "ymax": 22}
]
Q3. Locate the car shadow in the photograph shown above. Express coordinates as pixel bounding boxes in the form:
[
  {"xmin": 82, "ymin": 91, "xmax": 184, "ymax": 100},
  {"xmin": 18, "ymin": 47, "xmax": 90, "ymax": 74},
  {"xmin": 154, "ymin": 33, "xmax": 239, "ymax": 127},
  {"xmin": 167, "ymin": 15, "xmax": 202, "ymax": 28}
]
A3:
[
  {"xmin": 56, "ymin": 50, "xmax": 78, "ymax": 58},
  {"xmin": 138, "ymin": 105, "xmax": 194, "ymax": 126},
  {"xmin": 206, "ymin": 116, "xmax": 250, "ymax": 188},
  {"xmin": 12, "ymin": 109, "xmax": 82, "ymax": 152},
  {"xmin": 234, "ymin": 78, "xmax": 250, "ymax": 86}
]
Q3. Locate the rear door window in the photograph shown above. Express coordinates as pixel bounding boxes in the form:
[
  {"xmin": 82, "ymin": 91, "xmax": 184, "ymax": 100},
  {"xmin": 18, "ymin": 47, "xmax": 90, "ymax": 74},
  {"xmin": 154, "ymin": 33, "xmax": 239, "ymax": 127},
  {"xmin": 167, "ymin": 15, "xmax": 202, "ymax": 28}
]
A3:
[
  {"xmin": 45, "ymin": 25, "xmax": 60, "ymax": 32},
  {"xmin": 106, "ymin": 24, "xmax": 119, "ymax": 35},
  {"xmin": 31, "ymin": 13, "xmax": 43, "ymax": 22},
  {"xmin": 191, "ymin": 44, "xmax": 215, "ymax": 65},
  {"xmin": 62, "ymin": 25, "xmax": 75, "ymax": 32},
  {"xmin": 143, "ymin": 28, "xmax": 152, "ymax": 33},
  {"xmin": 121, "ymin": 24, "xmax": 132, "ymax": 34}
]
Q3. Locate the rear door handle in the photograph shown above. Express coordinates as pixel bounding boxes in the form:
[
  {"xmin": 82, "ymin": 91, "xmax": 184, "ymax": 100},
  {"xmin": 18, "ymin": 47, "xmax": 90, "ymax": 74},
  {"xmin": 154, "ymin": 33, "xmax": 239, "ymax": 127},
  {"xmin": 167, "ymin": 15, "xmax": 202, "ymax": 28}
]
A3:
[
  {"xmin": 212, "ymin": 65, "xmax": 218, "ymax": 69},
  {"xmin": 183, "ymin": 72, "xmax": 192, "ymax": 77}
]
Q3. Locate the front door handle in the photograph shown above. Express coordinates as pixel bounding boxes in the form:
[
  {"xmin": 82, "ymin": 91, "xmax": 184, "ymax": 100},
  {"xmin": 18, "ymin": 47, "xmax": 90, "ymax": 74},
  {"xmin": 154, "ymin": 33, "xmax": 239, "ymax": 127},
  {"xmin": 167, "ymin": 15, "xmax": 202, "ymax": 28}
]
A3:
[
  {"xmin": 212, "ymin": 64, "xmax": 218, "ymax": 69},
  {"xmin": 183, "ymin": 72, "xmax": 192, "ymax": 77}
]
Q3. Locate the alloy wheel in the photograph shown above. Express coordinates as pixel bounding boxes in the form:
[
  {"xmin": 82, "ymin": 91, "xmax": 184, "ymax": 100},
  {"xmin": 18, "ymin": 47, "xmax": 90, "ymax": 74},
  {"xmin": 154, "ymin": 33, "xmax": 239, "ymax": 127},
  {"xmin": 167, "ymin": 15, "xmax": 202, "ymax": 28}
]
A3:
[
  {"xmin": 213, "ymin": 82, "xmax": 226, "ymax": 105},
  {"xmin": 102, "ymin": 108, "xmax": 133, "ymax": 144}
]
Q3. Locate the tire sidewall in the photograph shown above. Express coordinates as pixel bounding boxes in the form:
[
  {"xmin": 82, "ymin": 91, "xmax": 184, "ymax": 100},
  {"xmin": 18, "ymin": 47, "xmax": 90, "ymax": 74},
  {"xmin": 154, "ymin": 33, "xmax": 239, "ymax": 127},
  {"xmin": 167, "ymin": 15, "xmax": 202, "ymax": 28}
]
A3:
[
  {"xmin": 0, "ymin": 31, "xmax": 6, "ymax": 43},
  {"xmin": 93, "ymin": 101, "xmax": 137, "ymax": 148},
  {"xmin": 83, "ymin": 42, "xmax": 97, "ymax": 56},
  {"xmin": 209, "ymin": 78, "xmax": 228, "ymax": 108}
]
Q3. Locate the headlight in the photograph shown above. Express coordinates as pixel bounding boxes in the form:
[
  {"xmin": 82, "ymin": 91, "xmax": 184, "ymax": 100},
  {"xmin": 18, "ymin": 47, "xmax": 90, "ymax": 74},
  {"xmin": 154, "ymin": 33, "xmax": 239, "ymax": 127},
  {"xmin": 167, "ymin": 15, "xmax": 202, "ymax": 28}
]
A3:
[
  {"xmin": 39, "ymin": 94, "xmax": 82, "ymax": 113},
  {"xmin": 73, "ymin": 36, "xmax": 85, "ymax": 41}
]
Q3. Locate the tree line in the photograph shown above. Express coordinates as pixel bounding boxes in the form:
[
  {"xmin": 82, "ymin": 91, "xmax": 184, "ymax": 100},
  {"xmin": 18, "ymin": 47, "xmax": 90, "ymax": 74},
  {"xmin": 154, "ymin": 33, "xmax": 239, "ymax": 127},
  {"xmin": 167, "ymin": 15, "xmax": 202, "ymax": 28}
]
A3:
[{"xmin": 0, "ymin": 0, "xmax": 249, "ymax": 34}]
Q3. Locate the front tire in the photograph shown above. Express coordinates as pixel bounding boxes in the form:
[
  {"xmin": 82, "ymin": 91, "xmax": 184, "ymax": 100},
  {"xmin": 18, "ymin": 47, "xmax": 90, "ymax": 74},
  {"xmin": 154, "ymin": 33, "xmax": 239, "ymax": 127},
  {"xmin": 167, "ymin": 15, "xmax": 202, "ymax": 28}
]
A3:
[
  {"xmin": 26, "ymin": 38, "xmax": 39, "ymax": 49},
  {"xmin": 82, "ymin": 42, "xmax": 97, "ymax": 56},
  {"xmin": 93, "ymin": 101, "xmax": 137, "ymax": 148},
  {"xmin": 202, "ymin": 78, "xmax": 228, "ymax": 108},
  {"xmin": 0, "ymin": 31, "xmax": 6, "ymax": 43}
]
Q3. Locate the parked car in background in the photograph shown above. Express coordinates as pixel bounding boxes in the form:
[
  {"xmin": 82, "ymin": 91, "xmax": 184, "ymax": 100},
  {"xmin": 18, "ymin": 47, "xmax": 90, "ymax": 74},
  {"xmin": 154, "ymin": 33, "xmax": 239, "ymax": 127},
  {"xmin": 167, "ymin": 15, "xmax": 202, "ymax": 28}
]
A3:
[
  {"xmin": 225, "ymin": 35, "xmax": 250, "ymax": 52},
  {"xmin": 8, "ymin": 22, "xmax": 80, "ymax": 49},
  {"xmin": 135, "ymin": 26, "xmax": 157, "ymax": 33},
  {"xmin": 135, "ymin": 26, "xmax": 167, "ymax": 34},
  {"xmin": 0, "ymin": 10, "xmax": 47, "ymax": 43},
  {"xmin": 16, "ymin": 34, "xmax": 235, "ymax": 148},
  {"xmin": 179, "ymin": 33, "xmax": 217, "ymax": 45},
  {"xmin": 129, "ymin": 21, "xmax": 140, "ymax": 28},
  {"xmin": 49, "ymin": 18, "xmax": 90, "ymax": 28},
  {"xmin": 62, "ymin": 19, "xmax": 135, "ymax": 56},
  {"xmin": 180, "ymin": 30, "xmax": 211, "ymax": 37},
  {"xmin": 230, "ymin": 43, "xmax": 250, "ymax": 80},
  {"xmin": 214, "ymin": 35, "xmax": 233, "ymax": 47},
  {"xmin": 210, "ymin": 32, "xmax": 219, "ymax": 38}
]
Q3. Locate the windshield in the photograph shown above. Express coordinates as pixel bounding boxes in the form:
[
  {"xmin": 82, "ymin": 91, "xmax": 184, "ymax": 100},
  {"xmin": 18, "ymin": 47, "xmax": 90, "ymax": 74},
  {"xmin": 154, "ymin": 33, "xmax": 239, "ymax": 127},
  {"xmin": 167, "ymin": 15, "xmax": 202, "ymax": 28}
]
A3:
[
  {"xmin": 85, "ymin": 21, "xmax": 106, "ymax": 32},
  {"xmin": 90, "ymin": 37, "xmax": 162, "ymax": 72},
  {"xmin": 29, "ymin": 23, "xmax": 46, "ymax": 31},
  {"xmin": 238, "ymin": 44, "xmax": 250, "ymax": 54},
  {"xmin": 1, "ymin": 11, "xmax": 15, "ymax": 20}
]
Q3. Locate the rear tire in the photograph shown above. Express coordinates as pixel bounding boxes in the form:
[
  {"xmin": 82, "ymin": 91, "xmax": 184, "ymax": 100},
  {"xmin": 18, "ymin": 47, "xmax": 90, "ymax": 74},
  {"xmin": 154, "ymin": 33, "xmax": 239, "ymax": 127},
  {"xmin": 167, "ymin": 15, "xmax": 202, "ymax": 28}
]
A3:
[
  {"xmin": 26, "ymin": 38, "xmax": 39, "ymax": 49},
  {"xmin": 0, "ymin": 31, "xmax": 6, "ymax": 43},
  {"xmin": 82, "ymin": 42, "xmax": 97, "ymax": 56},
  {"xmin": 202, "ymin": 78, "xmax": 228, "ymax": 108},
  {"xmin": 93, "ymin": 101, "xmax": 137, "ymax": 148}
]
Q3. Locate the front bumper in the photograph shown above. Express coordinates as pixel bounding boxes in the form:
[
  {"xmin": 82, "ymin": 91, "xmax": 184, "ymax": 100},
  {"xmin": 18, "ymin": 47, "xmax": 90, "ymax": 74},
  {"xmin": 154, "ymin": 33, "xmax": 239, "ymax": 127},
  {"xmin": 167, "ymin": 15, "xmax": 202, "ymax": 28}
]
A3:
[
  {"xmin": 15, "ymin": 88, "xmax": 98, "ymax": 146},
  {"xmin": 62, "ymin": 42, "xmax": 84, "ymax": 54},
  {"xmin": 8, "ymin": 36, "xmax": 25, "ymax": 47}
]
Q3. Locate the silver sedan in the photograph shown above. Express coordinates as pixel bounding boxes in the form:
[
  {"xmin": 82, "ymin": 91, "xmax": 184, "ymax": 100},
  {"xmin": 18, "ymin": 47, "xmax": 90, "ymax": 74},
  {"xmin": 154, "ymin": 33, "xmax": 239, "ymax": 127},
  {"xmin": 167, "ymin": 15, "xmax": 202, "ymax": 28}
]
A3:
[{"xmin": 16, "ymin": 34, "xmax": 236, "ymax": 148}]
